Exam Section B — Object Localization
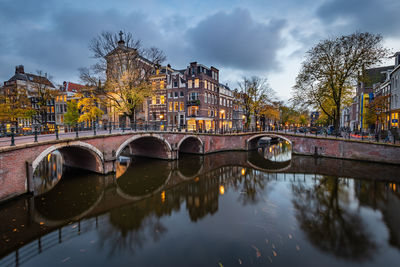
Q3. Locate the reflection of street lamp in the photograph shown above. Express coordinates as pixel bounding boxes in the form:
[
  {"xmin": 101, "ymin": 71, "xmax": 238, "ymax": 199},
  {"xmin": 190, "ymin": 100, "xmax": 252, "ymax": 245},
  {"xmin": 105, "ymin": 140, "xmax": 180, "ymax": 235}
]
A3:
[
  {"xmin": 219, "ymin": 185, "xmax": 225, "ymax": 195},
  {"xmin": 159, "ymin": 114, "xmax": 164, "ymax": 120}
]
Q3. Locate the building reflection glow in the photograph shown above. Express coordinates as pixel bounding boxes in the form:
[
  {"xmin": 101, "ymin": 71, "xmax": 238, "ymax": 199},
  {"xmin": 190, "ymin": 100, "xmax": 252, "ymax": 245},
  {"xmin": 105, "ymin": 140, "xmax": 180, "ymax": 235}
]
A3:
[{"xmin": 33, "ymin": 150, "xmax": 63, "ymax": 195}]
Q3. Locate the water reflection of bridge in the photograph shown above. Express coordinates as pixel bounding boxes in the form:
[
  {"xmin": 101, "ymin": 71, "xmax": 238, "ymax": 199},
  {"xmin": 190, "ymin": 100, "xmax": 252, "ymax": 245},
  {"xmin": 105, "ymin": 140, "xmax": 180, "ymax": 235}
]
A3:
[
  {"xmin": 2, "ymin": 151, "xmax": 400, "ymax": 266},
  {"xmin": 0, "ymin": 216, "xmax": 104, "ymax": 267}
]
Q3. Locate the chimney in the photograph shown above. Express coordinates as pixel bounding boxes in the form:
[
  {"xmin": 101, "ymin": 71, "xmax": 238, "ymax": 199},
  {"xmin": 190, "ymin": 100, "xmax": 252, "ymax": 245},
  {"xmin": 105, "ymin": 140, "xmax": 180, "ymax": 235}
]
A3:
[{"xmin": 15, "ymin": 65, "xmax": 24, "ymax": 74}]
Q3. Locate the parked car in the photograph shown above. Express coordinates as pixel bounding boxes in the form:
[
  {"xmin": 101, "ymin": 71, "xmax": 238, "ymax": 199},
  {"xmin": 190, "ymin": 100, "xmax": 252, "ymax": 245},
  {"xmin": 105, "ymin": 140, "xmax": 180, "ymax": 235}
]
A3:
[
  {"xmin": 327, "ymin": 125, "xmax": 335, "ymax": 135},
  {"xmin": 297, "ymin": 127, "xmax": 309, "ymax": 133}
]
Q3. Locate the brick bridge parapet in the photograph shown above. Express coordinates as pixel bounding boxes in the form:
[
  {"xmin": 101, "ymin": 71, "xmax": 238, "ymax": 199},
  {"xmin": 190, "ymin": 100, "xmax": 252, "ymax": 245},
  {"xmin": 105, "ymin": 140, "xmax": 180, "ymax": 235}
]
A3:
[{"xmin": 1, "ymin": 131, "xmax": 399, "ymax": 202}]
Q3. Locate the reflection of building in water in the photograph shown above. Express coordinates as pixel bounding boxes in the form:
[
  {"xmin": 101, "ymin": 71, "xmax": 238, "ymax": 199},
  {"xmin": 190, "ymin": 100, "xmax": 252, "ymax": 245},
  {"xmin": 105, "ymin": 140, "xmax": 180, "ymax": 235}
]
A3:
[
  {"xmin": 260, "ymin": 140, "xmax": 291, "ymax": 162},
  {"xmin": 355, "ymin": 180, "xmax": 400, "ymax": 249},
  {"xmin": 33, "ymin": 150, "xmax": 63, "ymax": 195},
  {"xmin": 186, "ymin": 173, "xmax": 219, "ymax": 221},
  {"xmin": 115, "ymin": 157, "xmax": 131, "ymax": 179},
  {"xmin": 0, "ymin": 156, "xmax": 273, "ymax": 265}
]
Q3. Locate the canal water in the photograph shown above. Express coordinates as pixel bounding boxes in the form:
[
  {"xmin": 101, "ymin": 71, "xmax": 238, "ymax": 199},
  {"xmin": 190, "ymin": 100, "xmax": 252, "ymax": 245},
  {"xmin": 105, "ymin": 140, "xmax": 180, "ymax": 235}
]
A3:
[{"xmin": 1, "ymin": 140, "xmax": 400, "ymax": 266}]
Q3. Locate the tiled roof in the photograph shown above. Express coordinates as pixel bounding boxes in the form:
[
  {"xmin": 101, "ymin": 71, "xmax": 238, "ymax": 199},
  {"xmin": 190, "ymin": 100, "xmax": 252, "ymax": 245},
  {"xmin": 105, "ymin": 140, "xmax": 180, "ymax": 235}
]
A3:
[
  {"xmin": 363, "ymin": 65, "xmax": 394, "ymax": 87},
  {"xmin": 6, "ymin": 73, "xmax": 55, "ymax": 88},
  {"xmin": 64, "ymin": 82, "xmax": 84, "ymax": 92}
]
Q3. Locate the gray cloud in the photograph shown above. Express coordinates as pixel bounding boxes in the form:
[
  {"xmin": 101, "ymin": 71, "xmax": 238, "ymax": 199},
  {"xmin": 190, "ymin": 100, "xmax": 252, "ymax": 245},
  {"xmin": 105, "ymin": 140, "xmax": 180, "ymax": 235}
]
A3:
[
  {"xmin": 185, "ymin": 8, "xmax": 287, "ymax": 72},
  {"xmin": 0, "ymin": 3, "xmax": 162, "ymax": 84},
  {"xmin": 316, "ymin": 0, "xmax": 400, "ymax": 36}
]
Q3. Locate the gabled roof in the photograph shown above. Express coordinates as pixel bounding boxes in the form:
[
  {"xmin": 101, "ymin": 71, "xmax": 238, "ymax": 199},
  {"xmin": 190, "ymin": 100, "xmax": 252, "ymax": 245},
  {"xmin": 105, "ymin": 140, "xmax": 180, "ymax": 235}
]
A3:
[
  {"xmin": 64, "ymin": 81, "xmax": 84, "ymax": 92},
  {"xmin": 362, "ymin": 65, "xmax": 394, "ymax": 88},
  {"xmin": 6, "ymin": 72, "xmax": 55, "ymax": 88}
]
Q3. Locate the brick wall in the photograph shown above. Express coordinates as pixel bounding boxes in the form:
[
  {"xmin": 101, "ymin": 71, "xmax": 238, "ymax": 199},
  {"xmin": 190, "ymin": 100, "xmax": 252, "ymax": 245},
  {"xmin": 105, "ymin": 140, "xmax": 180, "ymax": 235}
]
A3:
[{"xmin": 1, "ymin": 132, "xmax": 400, "ymax": 203}]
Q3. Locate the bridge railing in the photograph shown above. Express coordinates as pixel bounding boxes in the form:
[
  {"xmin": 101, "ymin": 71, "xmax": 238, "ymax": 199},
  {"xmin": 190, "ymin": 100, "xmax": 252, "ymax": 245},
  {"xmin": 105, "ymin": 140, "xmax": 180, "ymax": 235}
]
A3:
[
  {"xmin": 0, "ymin": 122, "xmax": 261, "ymax": 147},
  {"xmin": 1, "ymin": 122, "xmax": 398, "ymax": 147}
]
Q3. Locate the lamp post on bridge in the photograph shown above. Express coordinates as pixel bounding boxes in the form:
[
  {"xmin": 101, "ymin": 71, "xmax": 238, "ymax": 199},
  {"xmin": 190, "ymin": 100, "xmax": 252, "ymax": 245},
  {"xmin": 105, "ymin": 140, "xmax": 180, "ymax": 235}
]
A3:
[{"xmin": 220, "ymin": 109, "xmax": 225, "ymax": 134}]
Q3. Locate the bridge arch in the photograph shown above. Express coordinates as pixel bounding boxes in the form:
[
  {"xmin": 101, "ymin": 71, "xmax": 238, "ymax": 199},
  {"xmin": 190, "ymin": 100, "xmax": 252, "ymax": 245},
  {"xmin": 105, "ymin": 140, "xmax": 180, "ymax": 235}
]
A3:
[
  {"xmin": 32, "ymin": 141, "xmax": 104, "ymax": 175},
  {"xmin": 116, "ymin": 134, "xmax": 173, "ymax": 160},
  {"xmin": 246, "ymin": 133, "xmax": 292, "ymax": 150},
  {"xmin": 177, "ymin": 135, "xmax": 204, "ymax": 156}
]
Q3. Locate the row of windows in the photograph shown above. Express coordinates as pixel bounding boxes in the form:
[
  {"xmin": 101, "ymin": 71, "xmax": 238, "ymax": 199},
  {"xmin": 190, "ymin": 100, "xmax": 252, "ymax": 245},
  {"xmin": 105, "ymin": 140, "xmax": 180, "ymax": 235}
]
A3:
[
  {"xmin": 168, "ymin": 91, "xmax": 184, "ymax": 98},
  {"xmin": 219, "ymin": 97, "xmax": 233, "ymax": 107},
  {"xmin": 205, "ymin": 93, "xmax": 217, "ymax": 105},
  {"xmin": 152, "ymin": 80, "xmax": 165, "ymax": 89},
  {"xmin": 56, "ymin": 95, "xmax": 67, "ymax": 102},
  {"xmin": 189, "ymin": 92, "xmax": 199, "ymax": 101},
  {"xmin": 151, "ymin": 95, "xmax": 166, "ymax": 105},
  {"xmin": 188, "ymin": 79, "xmax": 200, "ymax": 88},
  {"xmin": 168, "ymin": 102, "xmax": 185, "ymax": 112},
  {"xmin": 55, "ymin": 104, "xmax": 67, "ymax": 113}
]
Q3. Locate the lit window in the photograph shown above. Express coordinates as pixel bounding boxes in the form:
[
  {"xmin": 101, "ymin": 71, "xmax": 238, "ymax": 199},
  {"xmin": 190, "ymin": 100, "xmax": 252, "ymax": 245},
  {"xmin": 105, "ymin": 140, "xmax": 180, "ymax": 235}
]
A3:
[
  {"xmin": 174, "ymin": 102, "xmax": 179, "ymax": 111},
  {"xmin": 194, "ymin": 79, "xmax": 199, "ymax": 88},
  {"xmin": 204, "ymin": 81, "xmax": 207, "ymax": 89},
  {"xmin": 160, "ymin": 80, "xmax": 164, "ymax": 89},
  {"xmin": 152, "ymin": 96, "xmax": 156, "ymax": 105},
  {"xmin": 160, "ymin": 95, "xmax": 165, "ymax": 104},
  {"xmin": 169, "ymin": 102, "xmax": 173, "ymax": 111},
  {"xmin": 180, "ymin": 102, "xmax": 184, "ymax": 111},
  {"xmin": 188, "ymin": 80, "xmax": 192, "ymax": 88}
]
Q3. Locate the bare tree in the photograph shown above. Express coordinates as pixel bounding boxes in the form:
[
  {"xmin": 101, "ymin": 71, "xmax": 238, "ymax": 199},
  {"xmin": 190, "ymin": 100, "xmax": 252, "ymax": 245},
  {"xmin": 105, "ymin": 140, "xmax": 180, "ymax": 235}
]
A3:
[
  {"xmin": 80, "ymin": 31, "xmax": 166, "ymax": 123},
  {"xmin": 238, "ymin": 76, "xmax": 276, "ymax": 129},
  {"xmin": 292, "ymin": 32, "xmax": 389, "ymax": 130},
  {"xmin": 30, "ymin": 71, "xmax": 58, "ymax": 130}
]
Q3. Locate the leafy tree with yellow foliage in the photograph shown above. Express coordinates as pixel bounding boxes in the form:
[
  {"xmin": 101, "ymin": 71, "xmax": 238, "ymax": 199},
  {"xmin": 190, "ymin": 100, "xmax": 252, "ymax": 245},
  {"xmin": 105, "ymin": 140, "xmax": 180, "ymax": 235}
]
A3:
[
  {"xmin": 364, "ymin": 95, "xmax": 389, "ymax": 131},
  {"xmin": 0, "ymin": 87, "xmax": 34, "ymax": 131},
  {"xmin": 77, "ymin": 91, "xmax": 104, "ymax": 125},
  {"xmin": 64, "ymin": 99, "xmax": 80, "ymax": 126}
]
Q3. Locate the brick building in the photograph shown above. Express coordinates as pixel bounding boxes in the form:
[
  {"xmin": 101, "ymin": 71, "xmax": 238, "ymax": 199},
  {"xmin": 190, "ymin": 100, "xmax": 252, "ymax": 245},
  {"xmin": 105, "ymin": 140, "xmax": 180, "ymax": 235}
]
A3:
[
  {"xmin": 3, "ymin": 65, "xmax": 57, "ymax": 131},
  {"xmin": 218, "ymin": 83, "xmax": 234, "ymax": 131},
  {"xmin": 184, "ymin": 62, "xmax": 220, "ymax": 131}
]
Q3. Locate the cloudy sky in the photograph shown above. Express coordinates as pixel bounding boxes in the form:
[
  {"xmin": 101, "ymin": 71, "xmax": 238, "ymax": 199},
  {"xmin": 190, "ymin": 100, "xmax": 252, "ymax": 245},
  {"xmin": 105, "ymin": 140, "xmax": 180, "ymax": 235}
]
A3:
[{"xmin": 1, "ymin": 0, "xmax": 399, "ymax": 101}]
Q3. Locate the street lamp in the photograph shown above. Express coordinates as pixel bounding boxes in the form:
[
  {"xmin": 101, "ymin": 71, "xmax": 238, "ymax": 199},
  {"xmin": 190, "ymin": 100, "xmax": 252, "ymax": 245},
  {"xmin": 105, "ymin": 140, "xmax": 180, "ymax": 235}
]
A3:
[{"xmin": 159, "ymin": 114, "xmax": 164, "ymax": 131}]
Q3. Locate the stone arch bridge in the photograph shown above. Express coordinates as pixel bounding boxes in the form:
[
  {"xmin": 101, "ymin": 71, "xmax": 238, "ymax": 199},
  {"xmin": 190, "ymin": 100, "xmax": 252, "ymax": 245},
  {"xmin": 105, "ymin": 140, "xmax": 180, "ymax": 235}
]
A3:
[{"xmin": 1, "ymin": 131, "xmax": 399, "ymax": 202}]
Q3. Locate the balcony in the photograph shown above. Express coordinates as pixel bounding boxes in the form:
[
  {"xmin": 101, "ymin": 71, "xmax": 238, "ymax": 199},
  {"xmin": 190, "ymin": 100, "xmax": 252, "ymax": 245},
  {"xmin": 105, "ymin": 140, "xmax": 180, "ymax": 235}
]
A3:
[{"xmin": 187, "ymin": 100, "xmax": 200, "ymax": 106}]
